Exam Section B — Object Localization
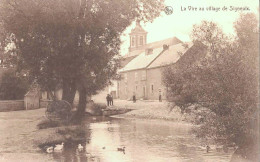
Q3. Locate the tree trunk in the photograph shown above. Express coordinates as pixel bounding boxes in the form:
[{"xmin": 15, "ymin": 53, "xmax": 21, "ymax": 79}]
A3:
[
  {"xmin": 62, "ymin": 79, "xmax": 76, "ymax": 105},
  {"xmin": 75, "ymin": 87, "xmax": 87, "ymax": 119}
]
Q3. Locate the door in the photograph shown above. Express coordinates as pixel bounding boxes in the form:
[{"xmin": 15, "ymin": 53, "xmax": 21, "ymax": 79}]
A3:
[{"xmin": 142, "ymin": 86, "xmax": 146, "ymax": 99}]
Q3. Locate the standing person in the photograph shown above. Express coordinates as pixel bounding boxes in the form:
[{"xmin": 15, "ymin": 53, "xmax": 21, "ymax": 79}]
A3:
[
  {"xmin": 159, "ymin": 94, "xmax": 162, "ymax": 102},
  {"xmin": 110, "ymin": 94, "xmax": 114, "ymax": 106},
  {"xmin": 133, "ymin": 93, "xmax": 136, "ymax": 103},
  {"xmin": 106, "ymin": 94, "xmax": 110, "ymax": 106}
]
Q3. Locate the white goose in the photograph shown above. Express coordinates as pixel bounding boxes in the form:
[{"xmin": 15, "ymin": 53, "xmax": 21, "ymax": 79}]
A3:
[
  {"xmin": 46, "ymin": 146, "xmax": 54, "ymax": 153},
  {"xmin": 54, "ymin": 142, "xmax": 64, "ymax": 152}
]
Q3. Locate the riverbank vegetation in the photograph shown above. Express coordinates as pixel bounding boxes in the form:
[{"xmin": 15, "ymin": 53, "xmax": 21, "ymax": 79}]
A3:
[
  {"xmin": 163, "ymin": 13, "xmax": 259, "ymax": 161},
  {"xmin": 35, "ymin": 117, "xmax": 88, "ymax": 152}
]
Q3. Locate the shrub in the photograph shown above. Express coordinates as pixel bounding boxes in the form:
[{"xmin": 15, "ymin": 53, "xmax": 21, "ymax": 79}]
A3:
[
  {"xmin": 93, "ymin": 103, "xmax": 107, "ymax": 110},
  {"xmin": 0, "ymin": 70, "xmax": 29, "ymax": 100},
  {"xmin": 37, "ymin": 119, "xmax": 60, "ymax": 129},
  {"xmin": 163, "ymin": 14, "xmax": 259, "ymax": 161}
]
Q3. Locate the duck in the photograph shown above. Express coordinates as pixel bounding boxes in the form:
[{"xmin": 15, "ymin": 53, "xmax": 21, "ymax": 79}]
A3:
[
  {"xmin": 206, "ymin": 145, "xmax": 210, "ymax": 153},
  {"xmin": 117, "ymin": 146, "xmax": 125, "ymax": 152},
  {"xmin": 54, "ymin": 142, "xmax": 64, "ymax": 152},
  {"xmin": 45, "ymin": 146, "xmax": 54, "ymax": 153},
  {"xmin": 77, "ymin": 144, "xmax": 84, "ymax": 151},
  {"xmin": 198, "ymin": 145, "xmax": 210, "ymax": 153},
  {"xmin": 86, "ymin": 152, "xmax": 94, "ymax": 158}
]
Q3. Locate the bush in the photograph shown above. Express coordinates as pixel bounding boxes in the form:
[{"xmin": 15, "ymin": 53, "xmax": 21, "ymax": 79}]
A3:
[
  {"xmin": 0, "ymin": 70, "xmax": 29, "ymax": 100},
  {"xmin": 163, "ymin": 14, "xmax": 259, "ymax": 160},
  {"xmin": 93, "ymin": 103, "xmax": 107, "ymax": 110},
  {"xmin": 37, "ymin": 119, "xmax": 61, "ymax": 129}
]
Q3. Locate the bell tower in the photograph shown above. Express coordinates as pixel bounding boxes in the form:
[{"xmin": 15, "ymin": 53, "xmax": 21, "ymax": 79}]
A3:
[{"xmin": 129, "ymin": 21, "xmax": 147, "ymax": 52}]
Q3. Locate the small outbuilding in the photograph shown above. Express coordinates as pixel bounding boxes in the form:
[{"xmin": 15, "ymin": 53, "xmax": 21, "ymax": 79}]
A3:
[{"xmin": 24, "ymin": 86, "xmax": 40, "ymax": 110}]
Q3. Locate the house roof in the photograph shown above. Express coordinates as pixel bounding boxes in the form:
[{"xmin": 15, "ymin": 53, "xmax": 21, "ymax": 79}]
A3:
[
  {"xmin": 119, "ymin": 47, "xmax": 164, "ymax": 72},
  {"xmin": 145, "ymin": 37, "xmax": 182, "ymax": 49},
  {"xmin": 119, "ymin": 42, "xmax": 196, "ymax": 72},
  {"xmin": 123, "ymin": 36, "xmax": 182, "ymax": 58},
  {"xmin": 147, "ymin": 42, "xmax": 193, "ymax": 69},
  {"xmin": 123, "ymin": 49, "xmax": 144, "ymax": 58}
]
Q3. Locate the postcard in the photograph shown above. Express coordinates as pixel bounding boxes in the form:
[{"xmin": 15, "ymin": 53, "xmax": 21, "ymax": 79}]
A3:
[{"xmin": 0, "ymin": 0, "xmax": 259, "ymax": 161}]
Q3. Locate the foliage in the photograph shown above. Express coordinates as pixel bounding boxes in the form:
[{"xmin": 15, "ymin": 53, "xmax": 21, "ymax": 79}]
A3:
[
  {"xmin": 93, "ymin": 103, "xmax": 107, "ymax": 110},
  {"xmin": 0, "ymin": 0, "xmax": 164, "ymax": 116},
  {"xmin": 163, "ymin": 13, "xmax": 259, "ymax": 156},
  {"xmin": 0, "ymin": 69, "xmax": 29, "ymax": 100},
  {"xmin": 37, "ymin": 119, "xmax": 60, "ymax": 129}
]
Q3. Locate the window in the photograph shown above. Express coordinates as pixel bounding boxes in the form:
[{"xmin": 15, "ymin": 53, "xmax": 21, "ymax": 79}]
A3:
[
  {"xmin": 159, "ymin": 88, "xmax": 162, "ymax": 95},
  {"xmin": 136, "ymin": 36, "xmax": 138, "ymax": 47},
  {"xmin": 140, "ymin": 36, "xmax": 143, "ymax": 45},
  {"xmin": 151, "ymin": 84, "xmax": 154, "ymax": 94},
  {"xmin": 131, "ymin": 36, "xmax": 135, "ymax": 47},
  {"xmin": 136, "ymin": 86, "xmax": 138, "ymax": 91},
  {"xmin": 135, "ymin": 72, "xmax": 138, "ymax": 81}
]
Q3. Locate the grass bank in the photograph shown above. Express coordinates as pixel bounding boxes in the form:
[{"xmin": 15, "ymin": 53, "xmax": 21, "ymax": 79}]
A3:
[
  {"xmin": 111, "ymin": 101, "xmax": 187, "ymax": 122},
  {"xmin": 34, "ymin": 118, "xmax": 89, "ymax": 151}
]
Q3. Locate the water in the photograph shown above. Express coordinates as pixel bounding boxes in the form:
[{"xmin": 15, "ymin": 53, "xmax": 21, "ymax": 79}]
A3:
[{"xmin": 48, "ymin": 116, "xmax": 233, "ymax": 162}]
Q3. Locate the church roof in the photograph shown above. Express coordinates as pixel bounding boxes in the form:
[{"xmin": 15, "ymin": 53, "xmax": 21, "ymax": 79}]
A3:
[
  {"xmin": 123, "ymin": 36, "xmax": 182, "ymax": 58},
  {"xmin": 119, "ymin": 42, "xmax": 195, "ymax": 72},
  {"xmin": 130, "ymin": 22, "xmax": 147, "ymax": 34},
  {"xmin": 147, "ymin": 42, "xmax": 193, "ymax": 69},
  {"xmin": 145, "ymin": 37, "xmax": 182, "ymax": 49},
  {"xmin": 119, "ymin": 47, "xmax": 164, "ymax": 72}
]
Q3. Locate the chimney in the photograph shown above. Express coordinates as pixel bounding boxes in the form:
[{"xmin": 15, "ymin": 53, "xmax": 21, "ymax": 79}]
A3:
[
  {"xmin": 163, "ymin": 44, "xmax": 169, "ymax": 50},
  {"xmin": 145, "ymin": 48, "xmax": 153, "ymax": 55}
]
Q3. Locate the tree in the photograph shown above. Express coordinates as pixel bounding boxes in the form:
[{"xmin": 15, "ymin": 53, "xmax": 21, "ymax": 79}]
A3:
[
  {"xmin": 163, "ymin": 13, "xmax": 259, "ymax": 161},
  {"xmin": 0, "ymin": 0, "xmax": 164, "ymax": 118},
  {"xmin": 0, "ymin": 69, "xmax": 29, "ymax": 100}
]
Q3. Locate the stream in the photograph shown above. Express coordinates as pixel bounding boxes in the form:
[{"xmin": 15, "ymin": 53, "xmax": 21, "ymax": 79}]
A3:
[{"xmin": 48, "ymin": 116, "xmax": 233, "ymax": 162}]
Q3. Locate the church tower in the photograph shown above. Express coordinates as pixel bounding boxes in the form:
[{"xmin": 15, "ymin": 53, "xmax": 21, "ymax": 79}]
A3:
[{"xmin": 129, "ymin": 21, "xmax": 147, "ymax": 52}]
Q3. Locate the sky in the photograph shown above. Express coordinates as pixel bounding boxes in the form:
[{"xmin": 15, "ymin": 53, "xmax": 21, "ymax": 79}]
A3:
[{"xmin": 119, "ymin": 0, "xmax": 259, "ymax": 55}]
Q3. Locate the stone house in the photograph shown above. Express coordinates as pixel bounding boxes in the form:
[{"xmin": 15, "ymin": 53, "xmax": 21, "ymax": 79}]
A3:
[{"xmin": 117, "ymin": 23, "xmax": 206, "ymax": 100}]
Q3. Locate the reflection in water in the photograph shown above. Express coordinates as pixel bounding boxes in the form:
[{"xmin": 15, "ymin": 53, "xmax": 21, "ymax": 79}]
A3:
[{"xmin": 48, "ymin": 117, "xmax": 233, "ymax": 162}]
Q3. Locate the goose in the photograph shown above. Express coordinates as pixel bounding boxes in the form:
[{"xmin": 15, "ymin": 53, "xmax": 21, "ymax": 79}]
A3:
[
  {"xmin": 117, "ymin": 146, "xmax": 125, "ymax": 152},
  {"xmin": 77, "ymin": 144, "xmax": 84, "ymax": 151},
  {"xmin": 54, "ymin": 142, "xmax": 64, "ymax": 152},
  {"xmin": 45, "ymin": 146, "xmax": 54, "ymax": 153}
]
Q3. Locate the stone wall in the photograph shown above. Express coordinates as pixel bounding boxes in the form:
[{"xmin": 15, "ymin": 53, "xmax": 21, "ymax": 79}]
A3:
[
  {"xmin": 146, "ymin": 67, "xmax": 166, "ymax": 100},
  {"xmin": 118, "ymin": 69, "xmax": 147, "ymax": 100},
  {"xmin": 118, "ymin": 67, "xmax": 167, "ymax": 100},
  {"xmin": 0, "ymin": 100, "xmax": 24, "ymax": 112},
  {"xmin": 39, "ymin": 99, "xmax": 52, "ymax": 108}
]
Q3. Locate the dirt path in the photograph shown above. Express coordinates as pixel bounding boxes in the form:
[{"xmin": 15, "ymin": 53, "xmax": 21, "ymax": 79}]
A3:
[{"xmin": 0, "ymin": 109, "xmax": 51, "ymax": 161}]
